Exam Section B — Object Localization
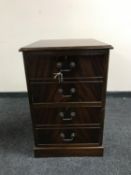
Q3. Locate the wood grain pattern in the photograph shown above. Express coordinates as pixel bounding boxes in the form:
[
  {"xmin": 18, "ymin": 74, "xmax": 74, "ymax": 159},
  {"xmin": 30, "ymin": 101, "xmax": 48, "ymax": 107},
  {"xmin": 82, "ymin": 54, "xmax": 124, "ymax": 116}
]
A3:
[
  {"xmin": 31, "ymin": 102, "xmax": 103, "ymax": 108},
  {"xmin": 24, "ymin": 53, "xmax": 107, "ymax": 80},
  {"xmin": 30, "ymin": 81, "xmax": 103, "ymax": 103},
  {"xmin": 32, "ymin": 106, "xmax": 103, "ymax": 127},
  {"xmin": 35, "ymin": 127, "xmax": 101, "ymax": 145},
  {"xmin": 34, "ymin": 146, "xmax": 104, "ymax": 157},
  {"xmin": 19, "ymin": 39, "xmax": 113, "ymax": 51}
]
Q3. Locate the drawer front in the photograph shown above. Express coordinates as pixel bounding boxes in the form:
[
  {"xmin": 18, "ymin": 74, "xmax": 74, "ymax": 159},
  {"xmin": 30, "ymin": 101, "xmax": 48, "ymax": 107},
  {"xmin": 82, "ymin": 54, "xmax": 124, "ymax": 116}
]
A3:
[
  {"xmin": 35, "ymin": 128, "xmax": 101, "ymax": 145},
  {"xmin": 32, "ymin": 107, "xmax": 103, "ymax": 126},
  {"xmin": 25, "ymin": 53, "xmax": 107, "ymax": 80},
  {"xmin": 30, "ymin": 81, "xmax": 103, "ymax": 103}
]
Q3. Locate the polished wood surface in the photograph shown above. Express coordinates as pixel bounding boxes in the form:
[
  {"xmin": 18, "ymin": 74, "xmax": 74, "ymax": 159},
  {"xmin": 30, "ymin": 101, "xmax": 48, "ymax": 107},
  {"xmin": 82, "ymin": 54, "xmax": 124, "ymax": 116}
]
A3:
[
  {"xmin": 30, "ymin": 81, "xmax": 103, "ymax": 103},
  {"xmin": 20, "ymin": 39, "xmax": 113, "ymax": 51},
  {"xmin": 24, "ymin": 51, "xmax": 107, "ymax": 80},
  {"xmin": 32, "ymin": 106, "xmax": 103, "ymax": 127},
  {"xmin": 20, "ymin": 39, "xmax": 113, "ymax": 157},
  {"xmin": 34, "ymin": 146, "xmax": 104, "ymax": 157},
  {"xmin": 35, "ymin": 127, "xmax": 101, "ymax": 145}
]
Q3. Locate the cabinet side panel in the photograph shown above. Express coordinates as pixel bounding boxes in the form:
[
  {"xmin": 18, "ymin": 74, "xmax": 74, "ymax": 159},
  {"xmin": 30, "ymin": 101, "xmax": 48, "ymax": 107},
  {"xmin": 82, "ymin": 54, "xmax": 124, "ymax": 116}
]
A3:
[
  {"xmin": 99, "ymin": 50, "xmax": 110, "ymax": 145},
  {"xmin": 22, "ymin": 52, "xmax": 37, "ymax": 146}
]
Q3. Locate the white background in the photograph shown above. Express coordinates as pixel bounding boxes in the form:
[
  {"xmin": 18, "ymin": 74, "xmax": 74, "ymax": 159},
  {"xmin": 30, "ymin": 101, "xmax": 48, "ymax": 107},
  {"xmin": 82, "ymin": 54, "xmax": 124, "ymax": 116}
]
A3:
[{"xmin": 0, "ymin": 0, "xmax": 131, "ymax": 92}]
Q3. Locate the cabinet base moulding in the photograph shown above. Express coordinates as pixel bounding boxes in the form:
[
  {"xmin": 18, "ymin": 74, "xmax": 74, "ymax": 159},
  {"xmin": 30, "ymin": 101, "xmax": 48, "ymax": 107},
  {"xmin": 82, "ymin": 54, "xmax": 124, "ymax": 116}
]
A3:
[{"xmin": 34, "ymin": 146, "xmax": 104, "ymax": 157}]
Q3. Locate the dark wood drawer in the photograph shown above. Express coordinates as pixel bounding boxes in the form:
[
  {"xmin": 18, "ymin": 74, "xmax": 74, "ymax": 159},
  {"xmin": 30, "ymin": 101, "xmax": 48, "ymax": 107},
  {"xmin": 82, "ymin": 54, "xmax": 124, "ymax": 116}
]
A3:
[
  {"xmin": 32, "ymin": 107, "xmax": 103, "ymax": 126},
  {"xmin": 25, "ymin": 53, "xmax": 107, "ymax": 80},
  {"xmin": 35, "ymin": 127, "xmax": 101, "ymax": 145},
  {"xmin": 30, "ymin": 81, "xmax": 103, "ymax": 103}
]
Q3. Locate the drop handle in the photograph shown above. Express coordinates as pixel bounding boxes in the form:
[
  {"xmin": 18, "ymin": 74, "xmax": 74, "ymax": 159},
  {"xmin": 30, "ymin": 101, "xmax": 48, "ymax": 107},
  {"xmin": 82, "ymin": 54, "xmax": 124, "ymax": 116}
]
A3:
[
  {"xmin": 59, "ymin": 111, "xmax": 76, "ymax": 121},
  {"xmin": 56, "ymin": 61, "xmax": 76, "ymax": 72},
  {"xmin": 58, "ymin": 88, "xmax": 76, "ymax": 98},
  {"xmin": 60, "ymin": 132, "xmax": 76, "ymax": 142},
  {"xmin": 62, "ymin": 62, "xmax": 76, "ymax": 72}
]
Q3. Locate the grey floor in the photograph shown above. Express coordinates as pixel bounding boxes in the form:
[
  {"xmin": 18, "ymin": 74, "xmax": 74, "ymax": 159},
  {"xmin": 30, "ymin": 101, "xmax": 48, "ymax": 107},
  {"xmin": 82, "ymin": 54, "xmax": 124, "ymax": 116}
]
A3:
[{"xmin": 0, "ymin": 96, "xmax": 131, "ymax": 175}]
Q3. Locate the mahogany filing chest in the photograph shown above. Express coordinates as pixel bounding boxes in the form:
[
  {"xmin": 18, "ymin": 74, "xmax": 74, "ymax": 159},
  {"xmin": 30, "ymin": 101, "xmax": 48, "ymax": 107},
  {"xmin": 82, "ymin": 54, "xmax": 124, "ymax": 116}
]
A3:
[{"xmin": 20, "ymin": 39, "xmax": 113, "ymax": 157}]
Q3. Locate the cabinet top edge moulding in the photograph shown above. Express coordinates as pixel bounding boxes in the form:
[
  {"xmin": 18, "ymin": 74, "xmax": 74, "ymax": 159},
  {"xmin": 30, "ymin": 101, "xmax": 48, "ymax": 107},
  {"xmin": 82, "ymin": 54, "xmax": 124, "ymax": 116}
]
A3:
[{"xmin": 19, "ymin": 39, "xmax": 113, "ymax": 52}]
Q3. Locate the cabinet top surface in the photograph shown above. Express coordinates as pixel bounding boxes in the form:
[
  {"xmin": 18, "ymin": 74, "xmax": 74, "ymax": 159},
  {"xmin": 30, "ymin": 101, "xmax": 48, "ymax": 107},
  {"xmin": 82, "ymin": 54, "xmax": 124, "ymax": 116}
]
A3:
[{"xmin": 19, "ymin": 39, "xmax": 113, "ymax": 51}]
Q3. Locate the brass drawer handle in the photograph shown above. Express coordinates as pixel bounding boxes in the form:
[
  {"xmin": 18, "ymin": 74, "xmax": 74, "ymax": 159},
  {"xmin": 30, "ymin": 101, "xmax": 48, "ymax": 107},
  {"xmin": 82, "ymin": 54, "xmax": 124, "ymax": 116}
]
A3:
[
  {"xmin": 56, "ymin": 61, "xmax": 76, "ymax": 72},
  {"xmin": 58, "ymin": 87, "xmax": 76, "ymax": 98},
  {"xmin": 59, "ymin": 111, "xmax": 76, "ymax": 121},
  {"xmin": 60, "ymin": 132, "xmax": 76, "ymax": 142}
]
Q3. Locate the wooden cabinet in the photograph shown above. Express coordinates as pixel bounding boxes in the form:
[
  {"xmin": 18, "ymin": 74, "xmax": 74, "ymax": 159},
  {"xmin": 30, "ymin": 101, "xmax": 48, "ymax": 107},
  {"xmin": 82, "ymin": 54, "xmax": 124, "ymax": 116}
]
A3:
[{"xmin": 20, "ymin": 39, "xmax": 113, "ymax": 157}]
